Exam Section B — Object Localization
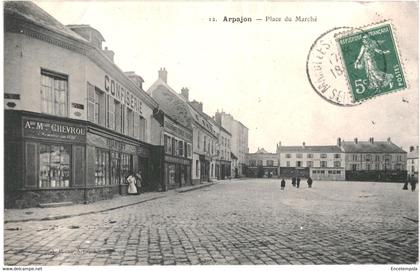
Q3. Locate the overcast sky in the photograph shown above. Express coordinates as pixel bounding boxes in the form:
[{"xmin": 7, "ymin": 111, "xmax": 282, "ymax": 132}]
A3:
[{"xmin": 35, "ymin": 1, "xmax": 418, "ymax": 153}]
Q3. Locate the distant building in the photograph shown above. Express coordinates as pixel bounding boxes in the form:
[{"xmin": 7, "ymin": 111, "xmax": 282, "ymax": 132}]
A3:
[
  {"xmin": 407, "ymin": 146, "xmax": 418, "ymax": 179},
  {"xmin": 214, "ymin": 111, "xmax": 249, "ymax": 177},
  {"xmin": 340, "ymin": 137, "xmax": 407, "ymax": 182},
  {"xmin": 246, "ymin": 148, "xmax": 279, "ymax": 178},
  {"xmin": 212, "ymin": 122, "xmax": 232, "ymax": 180},
  {"xmin": 277, "ymin": 142, "xmax": 345, "ymax": 181}
]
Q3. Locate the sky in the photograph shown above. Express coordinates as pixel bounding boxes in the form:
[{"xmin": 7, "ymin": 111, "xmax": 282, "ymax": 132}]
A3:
[{"xmin": 35, "ymin": 1, "xmax": 418, "ymax": 153}]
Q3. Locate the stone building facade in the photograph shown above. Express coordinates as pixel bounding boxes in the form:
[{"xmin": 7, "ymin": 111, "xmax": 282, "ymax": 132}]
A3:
[
  {"xmin": 246, "ymin": 148, "xmax": 279, "ymax": 178},
  {"xmin": 407, "ymin": 146, "xmax": 419, "ymax": 179},
  {"xmin": 4, "ymin": 2, "xmax": 161, "ymax": 208}
]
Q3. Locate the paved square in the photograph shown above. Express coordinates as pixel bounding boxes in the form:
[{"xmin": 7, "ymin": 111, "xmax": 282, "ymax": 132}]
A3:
[{"xmin": 4, "ymin": 179, "xmax": 418, "ymax": 265}]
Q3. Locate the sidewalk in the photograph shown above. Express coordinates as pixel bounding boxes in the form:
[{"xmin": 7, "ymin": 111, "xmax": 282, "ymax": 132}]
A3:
[{"xmin": 4, "ymin": 181, "xmax": 217, "ymax": 224}]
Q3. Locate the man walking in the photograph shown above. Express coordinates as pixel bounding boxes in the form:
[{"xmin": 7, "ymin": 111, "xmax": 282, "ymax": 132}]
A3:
[
  {"xmin": 292, "ymin": 177, "xmax": 296, "ymax": 187},
  {"xmin": 307, "ymin": 177, "xmax": 313, "ymax": 188},
  {"xmin": 281, "ymin": 179, "xmax": 286, "ymax": 190},
  {"xmin": 296, "ymin": 177, "xmax": 301, "ymax": 188},
  {"xmin": 410, "ymin": 175, "xmax": 417, "ymax": 192}
]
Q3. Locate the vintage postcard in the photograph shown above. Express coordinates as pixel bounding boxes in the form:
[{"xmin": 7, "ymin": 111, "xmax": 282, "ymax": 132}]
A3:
[{"xmin": 2, "ymin": 1, "xmax": 418, "ymax": 270}]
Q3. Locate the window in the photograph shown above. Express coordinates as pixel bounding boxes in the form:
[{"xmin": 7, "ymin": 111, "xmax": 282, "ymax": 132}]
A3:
[
  {"xmin": 397, "ymin": 155, "xmax": 402, "ymax": 161},
  {"xmin": 95, "ymin": 148, "xmax": 109, "ymax": 186},
  {"xmin": 365, "ymin": 154, "xmax": 371, "ymax": 161},
  {"xmin": 296, "ymin": 161, "xmax": 302, "ymax": 167},
  {"xmin": 296, "ymin": 153, "xmax": 303, "ymax": 158},
  {"xmin": 375, "ymin": 163, "xmax": 380, "ymax": 170},
  {"xmin": 139, "ymin": 116, "xmax": 146, "ymax": 141},
  {"xmin": 352, "ymin": 155, "xmax": 358, "ymax": 161},
  {"xmin": 307, "ymin": 161, "xmax": 313, "ymax": 167},
  {"xmin": 187, "ymin": 143, "xmax": 192, "ymax": 158},
  {"xmin": 120, "ymin": 153, "xmax": 132, "ymax": 183},
  {"xmin": 164, "ymin": 135, "xmax": 172, "ymax": 154},
  {"xmin": 249, "ymin": 160, "xmax": 256, "ymax": 166},
  {"xmin": 320, "ymin": 153, "xmax": 327, "ymax": 159},
  {"xmin": 375, "ymin": 155, "xmax": 380, "ymax": 161},
  {"xmin": 307, "ymin": 153, "xmax": 313, "ymax": 158},
  {"xmin": 134, "ymin": 113, "xmax": 140, "ymax": 139},
  {"xmin": 127, "ymin": 109, "xmax": 134, "ymax": 137},
  {"xmin": 320, "ymin": 161, "xmax": 327, "ymax": 167},
  {"xmin": 257, "ymin": 160, "xmax": 263, "ymax": 166},
  {"xmin": 172, "ymin": 138, "xmax": 176, "ymax": 156},
  {"xmin": 107, "ymin": 96, "xmax": 115, "ymax": 130},
  {"xmin": 121, "ymin": 105, "xmax": 126, "ymax": 134},
  {"xmin": 334, "ymin": 161, "xmax": 341, "ymax": 168},
  {"xmin": 352, "ymin": 164, "xmax": 357, "ymax": 171},
  {"xmin": 334, "ymin": 154, "xmax": 341, "ymax": 159},
  {"xmin": 184, "ymin": 142, "xmax": 188, "ymax": 158},
  {"xmin": 39, "ymin": 144, "xmax": 71, "ymax": 188},
  {"xmin": 197, "ymin": 132, "xmax": 200, "ymax": 149},
  {"xmin": 87, "ymin": 84, "xmax": 106, "ymax": 125},
  {"xmin": 204, "ymin": 136, "xmax": 207, "ymax": 152},
  {"xmin": 114, "ymin": 101, "xmax": 122, "ymax": 133},
  {"xmin": 267, "ymin": 160, "xmax": 274, "ymax": 166},
  {"xmin": 41, "ymin": 70, "xmax": 68, "ymax": 117},
  {"xmin": 384, "ymin": 155, "xmax": 391, "ymax": 165},
  {"xmin": 286, "ymin": 154, "xmax": 292, "ymax": 158},
  {"xmin": 178, "ymin": 140, "xmax": 184, "ymax": 157},
  {"xmin": 286, "ymin": 161, "xmax": 290, "ymax": 167},
  {"xmin": 196, "ymin": 160, "xmax": 199, "ymax": 177},
  {"xmin": 366, "ymin": 164, "xmax": 371, "ymax": 171}
]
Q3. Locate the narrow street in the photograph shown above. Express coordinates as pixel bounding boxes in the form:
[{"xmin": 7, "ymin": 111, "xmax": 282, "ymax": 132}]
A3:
[{"xmin": 4, "ymin": 179, "xmax": 418, "ymax": 265}]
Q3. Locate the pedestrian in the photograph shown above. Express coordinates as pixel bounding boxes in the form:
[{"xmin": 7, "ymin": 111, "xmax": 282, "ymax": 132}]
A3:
[
  {"xmin": 126, "ymin": 174, "xmax": 138, "ymax": 195},
  {"xmin": 296, "ymin": 177, "xmax": 301, "ymax": 188},
  {"xmin": 292, "ymin": 177, "xmax": 296, "ymax": 187},
  {"xmin": 135, "ymin": 171, "xmax": 143, "ymax": 194},
  {"xmin": 307, "ymin": 177, "xmax": 313, "ymax": 188},
  {"xmin": 403, "ymin": 175, "xmax": 409, "ymax": 190},
  {"xmin": 280, "ymin": 179, "xmax": 286, "ymax": 190},
  {"xmin": 410, "ymin": 175, "xmax": 417, "ymax": 192}
]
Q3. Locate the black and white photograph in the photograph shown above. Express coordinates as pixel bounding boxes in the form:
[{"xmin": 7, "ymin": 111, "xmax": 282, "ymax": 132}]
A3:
[{"xmin": 2, "ymin": 1, "xmax": 419, "ymax": 270}]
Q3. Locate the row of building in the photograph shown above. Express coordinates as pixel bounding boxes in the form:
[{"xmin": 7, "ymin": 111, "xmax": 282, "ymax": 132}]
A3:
[
  {"xmin": 4, "ymin": 2, "xmax": 248, "ymax": 208},
  {"xmin": 246, "ymin": 138, "xmax": 418, "ymax": 182}
]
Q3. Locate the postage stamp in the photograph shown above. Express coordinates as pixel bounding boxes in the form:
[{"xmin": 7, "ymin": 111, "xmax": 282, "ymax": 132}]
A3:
[{"xmin": 336, "ymin": 22, "xmax": 407, "ymax": 102}]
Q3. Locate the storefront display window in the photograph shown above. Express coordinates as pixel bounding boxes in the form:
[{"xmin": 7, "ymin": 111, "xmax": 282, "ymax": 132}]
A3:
[
  {"xmin": 120, "ymin": 153, "xmax": 132, "ymax": 183},
  {"xmin": 95, "ymin": 148, "xmax": 110, "ymax": 186},
  {"xmin": 39, "ymin": 144, "xmax": 71, "ymax": 188},
  {"xmin": 168, "ymin": 164, "xmax": 176, "ymax": 185},
  {"xmin": 111, "ymin": 151, "xmax": 120, "ymax": 185}
]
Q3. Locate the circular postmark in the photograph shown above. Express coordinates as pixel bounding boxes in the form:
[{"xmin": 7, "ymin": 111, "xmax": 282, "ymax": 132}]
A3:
[{"xmin": 306, "ymin": 27, "xmax": 361, "ymax": 106}]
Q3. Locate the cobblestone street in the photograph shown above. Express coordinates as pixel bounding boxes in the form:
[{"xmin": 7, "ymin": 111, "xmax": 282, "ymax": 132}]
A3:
[{"xmin": 4, "ymin": 179, "xmax": 418, "ymax": 265}]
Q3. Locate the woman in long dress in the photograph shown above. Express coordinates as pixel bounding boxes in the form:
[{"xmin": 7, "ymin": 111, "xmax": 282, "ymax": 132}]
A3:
[
  {"xmin": 354, "ymin": 34, "xmax": 393, "ymax": 90},
  {"xmin": 127, "ymin": 174, "xmax": 138, "ymax": 195}
]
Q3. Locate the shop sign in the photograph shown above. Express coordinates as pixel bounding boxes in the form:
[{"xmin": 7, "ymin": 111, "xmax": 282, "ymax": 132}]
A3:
[
  {"xmin": 106, "ymin": 138, "xmax": 136, "ymax": 153},
  {"xmin": 164, "ymin": 119, "xmax": 193, "ymax": 142},
  {"xmin": 23, "ymin": 117, "xmax": 86, "ymax": 142},
  {"xmin": 165, "ymin": 155, "xmax": 192, "ymax": 165},
  {"xmin": 104, "ymin": 74, "xmax": 143, "ymax": 115}
]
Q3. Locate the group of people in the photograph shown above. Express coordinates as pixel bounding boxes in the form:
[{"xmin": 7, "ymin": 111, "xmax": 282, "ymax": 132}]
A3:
[
  {"xmin": 280, "ymin": 176, "xmax": 313, "ymax": 190},
  {"xmin": 126, "ymin": 171, "xmax": 143, "ymax": 195},
  {"xmin": 403, "ymin": 175, "xmax": 417, "ymax": 192}
]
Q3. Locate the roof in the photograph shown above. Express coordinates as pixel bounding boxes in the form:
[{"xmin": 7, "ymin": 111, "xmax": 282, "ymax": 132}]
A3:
[
  {"xmin": 255, "ymin": 148, "xmax": 271, "ymax": 154},
  {"xmin": 231, "ymin": 152, "xmax": 238, "ymax": 160},
  {"xmin": 341, "ymin": 141, "xmax": 406, "ymax": 153},
  {"xmin": 147, "ymin": 79, "xmax": 192, "ymax": 128},
  {"xmin": 278, "ymin": 145, "xmax": 342, "ymax": 153},
  {"xmin": 4, "ymin": 1, "xmax": 87, "ymax": 43},
  {"xmin": 407, "ymin": 149, "xmax": 418, "ymax": 159},
  {"xmin": 66, "ymin": 24, "xmax": 105, "ymax": 42}
]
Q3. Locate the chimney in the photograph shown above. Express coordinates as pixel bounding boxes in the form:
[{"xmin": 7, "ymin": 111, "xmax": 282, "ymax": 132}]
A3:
[
  {"xmin": 103, "ymin": 47, "xmax": 114, "ymax": 62},
  {"xmin": 369, "ymin": 137, "xmax": 374, "ymax": 144},
  {"xmin": 337, "ymin": 137, "xmax": 341, "ymax": 147},
  {"xmin": 354, "ymin": 137, "xmax": 358, "ymax": 144},
  {"xmin": 410, "ymin": 146, "xmax": 414, "ymax": 152},
  {"xmin": 124, "ymin": 71, "xmax": 144, "ymax": 90},
  {"xmin": 181, "ymin": 87, "xmax": 189, "ymax": 101},
  {"xmin": 158, "ymin": 68, "xmax": 167, "ymax": 83},
  {"xmin": 190, "ymin": 100, "xmax": 203, "ymax": 112},
  {"xmin": 387, "ymin": 137, "xmax": 391, "ymax": 144}
]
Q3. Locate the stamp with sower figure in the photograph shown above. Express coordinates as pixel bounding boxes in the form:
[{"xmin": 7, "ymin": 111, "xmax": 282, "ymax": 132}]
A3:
[
  {"xmin": 336, "ymin": 22, "xmax": 407, "ymax": 102},
  {"xmin": 307, "ymin": 21, "xmax": 407, "ymax": 106}
]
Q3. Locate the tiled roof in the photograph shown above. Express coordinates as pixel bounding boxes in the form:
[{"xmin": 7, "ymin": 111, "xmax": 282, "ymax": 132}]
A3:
[
  {"xmin": 4, "ymin": 1, "xmax": 87, "ymax": 43},
  {"xmin": 278, "ymin": 145, "xmax": 342, "ymax": 153},
  {"xmin": 341, "ymin": 141, "xmax": 406, "ymax": 153}
]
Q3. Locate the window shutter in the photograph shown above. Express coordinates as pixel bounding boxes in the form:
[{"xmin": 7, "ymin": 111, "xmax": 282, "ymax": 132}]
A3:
[
  {"xmin": 72, "ymin": 145, "xmax": 85, "ymax": 186},
  {"xmin": 25, "ymin": 142, "xmax": 38, "ymax": 188},
  {"xmin": 87, "ymin": 83, "xmax": 95, "ymax": 122}
]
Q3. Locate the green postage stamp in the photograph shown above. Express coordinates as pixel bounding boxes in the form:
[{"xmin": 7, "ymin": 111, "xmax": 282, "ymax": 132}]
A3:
[{"xmin": 336, "ymin": 22, "xmax": 406, "ymax": 102}]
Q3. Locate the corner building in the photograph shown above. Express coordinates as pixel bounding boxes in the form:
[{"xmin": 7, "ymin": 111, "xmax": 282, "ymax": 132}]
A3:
[{"xmin": 4, "ymin": 2, "xmax": 160, "ymax": 208}]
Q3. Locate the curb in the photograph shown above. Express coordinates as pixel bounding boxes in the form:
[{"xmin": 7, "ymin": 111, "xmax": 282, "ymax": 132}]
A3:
[
  {"xmin": 5, "ymin": 195, "xmax": 166, "ymax": 224},
  {"xmin": 176, "ymin": 182, "xmax": 215, "ymax": 193}
]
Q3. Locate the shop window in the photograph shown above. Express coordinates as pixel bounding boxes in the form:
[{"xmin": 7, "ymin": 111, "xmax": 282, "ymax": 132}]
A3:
[
  {"xmin": 107, "ymin": 96, "xmax": 115, "ymax": 130},
  {"xmin": 120, "ymin": 153, "xmax": 132, "ymax": 184},
  {"xmin": 114, "ymin": 100, "xmax": 122, "ymax": 133},
  {"xmin": 39, "ymin": 144, "xmax": 71, "ymax": 188},
  {"xmin": 95, "ymin": 148, "xmax": 110, "ymax": 186},
  {"xmin": 127, "ymin": 109, "xmax": 134, "ymax": 137},
  {"xmin": 110, "ymin": 152, "xmax": 120, "ymax": 185},
  {"xmin": 168, "ymin": 164, "xmax": 176, "ymax": 185},
  {"xmin": 41, "ymin": 70, "xmax": 68, "ymax": 117}
]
